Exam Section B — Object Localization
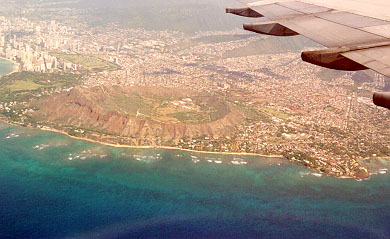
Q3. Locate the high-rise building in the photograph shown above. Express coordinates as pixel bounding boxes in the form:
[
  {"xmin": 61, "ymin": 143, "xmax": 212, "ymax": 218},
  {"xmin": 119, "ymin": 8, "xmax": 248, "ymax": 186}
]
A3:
[
  {"xmin": 0, "ymin": 36, "xmax": 4, "ymax": 47},
  {"xmin": 50, "ymin": 20, "xmax": 56, "ymax": 31},
  {"xmin": 52, "ymin": 58, "xmax": 57, "ymax": 69}
]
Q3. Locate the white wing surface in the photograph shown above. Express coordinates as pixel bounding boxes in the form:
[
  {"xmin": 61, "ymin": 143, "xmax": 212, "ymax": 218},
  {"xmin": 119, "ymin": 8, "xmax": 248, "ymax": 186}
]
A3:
[{"xmin": 226, "ymin": 0, "xmax": 390, "ymax": 109}]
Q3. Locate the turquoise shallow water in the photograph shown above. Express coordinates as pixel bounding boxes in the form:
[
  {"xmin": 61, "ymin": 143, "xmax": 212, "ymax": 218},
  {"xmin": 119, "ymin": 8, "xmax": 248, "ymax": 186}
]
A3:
[
  {"xmin": 0, "ymin": 58, "xmax": 15, "ymax": 76},
  {"xmin": 0, "ymin": 122, "xmax": 390, "ymax": 239}
]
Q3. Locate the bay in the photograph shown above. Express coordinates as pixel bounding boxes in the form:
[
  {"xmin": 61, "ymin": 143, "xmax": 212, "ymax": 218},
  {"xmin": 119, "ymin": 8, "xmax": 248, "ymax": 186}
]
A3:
[{"xmin": 0, "ymin": 58, "xmax": 16, "ymax": 76}]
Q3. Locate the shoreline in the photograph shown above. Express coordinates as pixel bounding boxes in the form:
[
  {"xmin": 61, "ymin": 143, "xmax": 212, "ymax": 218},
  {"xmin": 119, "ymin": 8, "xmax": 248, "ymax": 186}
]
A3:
[
  {"xmin": 42, "ymin": 127, "xmax": 285, "ymax": 158},
  {"xmin": 1, "ymin": 119, "xmax": 283, "ymax": 158},
  {"xmin": 34, "ymin": 126, "xmax": 374, "ymax": 180},
  {"xmin": 0, "ymin": 120, "xmax": 374, "ymax": 180},
  {"xmin": 0, "ymin": 57, "xmax": 20, "ymax": 76}
]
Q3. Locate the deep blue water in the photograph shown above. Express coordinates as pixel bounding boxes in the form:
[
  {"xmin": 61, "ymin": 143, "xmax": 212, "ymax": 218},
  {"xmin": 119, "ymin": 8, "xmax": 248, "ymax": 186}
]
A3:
[{"xmin": 0, "ymin": 122, "xmax": 390, "ymax": 239}]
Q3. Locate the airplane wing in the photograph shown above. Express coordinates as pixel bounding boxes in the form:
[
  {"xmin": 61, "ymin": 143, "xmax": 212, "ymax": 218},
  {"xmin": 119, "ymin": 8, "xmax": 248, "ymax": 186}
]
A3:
[{"xmin": 226, "ymin": 0, "xmax": 390, "ymax": 109}]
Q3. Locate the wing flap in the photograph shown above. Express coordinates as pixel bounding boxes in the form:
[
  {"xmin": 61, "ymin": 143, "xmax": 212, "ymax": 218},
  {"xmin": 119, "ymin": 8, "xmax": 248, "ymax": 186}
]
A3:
[
  {"xmin": 362, "ymin": 24, "xmax": 390, "ymax": 39},
  {"xmin": 250, "ymin": 4, "xmax": 304, "ymax": 20},
  {"xmin": 315, "ymin": 11, "xmax": 388, "ymax": 28},
  {"xmin": 278, "ymin": 1, "xmax": 331, "ymax": 14},
  {"xmin": 279, "ymin": 16, "xmax": 388, "ymax": 48},
  {"xmin": 342, "ymin": 46, "xmax": 390, "ymax": 77}
]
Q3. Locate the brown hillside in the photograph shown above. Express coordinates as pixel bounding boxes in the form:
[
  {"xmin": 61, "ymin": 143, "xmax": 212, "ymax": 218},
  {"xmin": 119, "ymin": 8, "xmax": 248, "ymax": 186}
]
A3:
[{"xmin": 33, "ymin": 86, "xmax": 244, "ymax": 142}]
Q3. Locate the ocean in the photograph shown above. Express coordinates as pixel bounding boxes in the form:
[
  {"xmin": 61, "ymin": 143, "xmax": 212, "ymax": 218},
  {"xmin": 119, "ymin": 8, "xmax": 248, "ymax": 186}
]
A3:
[{"xmin": 0, "ymin": 122, "xmax": 390, "ymax": 239}]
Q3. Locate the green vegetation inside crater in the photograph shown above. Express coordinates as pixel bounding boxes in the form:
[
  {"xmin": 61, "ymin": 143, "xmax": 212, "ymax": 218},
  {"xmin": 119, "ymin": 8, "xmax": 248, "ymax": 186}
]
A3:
[
  {"xmin": 167, "ymin": 110, "xmax": 216, "ymax": 124},
  {"xmin": 86, "ymin": 89, "xmax": 230, "ymax": 124}
]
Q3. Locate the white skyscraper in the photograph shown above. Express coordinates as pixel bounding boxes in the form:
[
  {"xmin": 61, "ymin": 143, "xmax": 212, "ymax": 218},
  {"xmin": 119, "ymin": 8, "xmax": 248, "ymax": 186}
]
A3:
[{"xmin": 0, "ymin": 36, "xmax": 4, "ymax": 47}]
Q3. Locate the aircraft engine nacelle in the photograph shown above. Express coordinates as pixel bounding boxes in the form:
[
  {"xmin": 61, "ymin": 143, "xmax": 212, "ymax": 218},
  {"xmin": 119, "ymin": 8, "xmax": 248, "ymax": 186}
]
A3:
[
  {"xmin": 301, "ymin": 48, "xmax": 368, "ymax": 71},
  {"xmin": 373, "ymin": 92, "xmax": 390, "ymax": 110}
]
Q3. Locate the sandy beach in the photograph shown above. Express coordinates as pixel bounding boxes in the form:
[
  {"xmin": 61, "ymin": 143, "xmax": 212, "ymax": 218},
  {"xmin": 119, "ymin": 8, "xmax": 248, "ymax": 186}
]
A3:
[
  {"xmin": 42, "ymin": 127, "xmax": 284, "ymax": 158},
  {"xmin": 1, "ymin": 119, "xmax": 283, "ymax": 158}
]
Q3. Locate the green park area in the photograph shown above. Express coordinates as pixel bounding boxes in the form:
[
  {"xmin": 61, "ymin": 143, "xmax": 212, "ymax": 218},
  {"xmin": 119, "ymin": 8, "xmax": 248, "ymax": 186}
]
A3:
[
  {"xmin": 0, "ymin": 72, "xmax": 81, "ymax": 102},
  {"xmin": 51, "ymin": 53, "xmax": 120, "ymax": 72},
  {"xmin": 259, "ymin": 107, "xmax": 290, "ymax": 120},
  {"xmin": 237, "ymin": 102, "xmax": 291, "ymax": 123}
]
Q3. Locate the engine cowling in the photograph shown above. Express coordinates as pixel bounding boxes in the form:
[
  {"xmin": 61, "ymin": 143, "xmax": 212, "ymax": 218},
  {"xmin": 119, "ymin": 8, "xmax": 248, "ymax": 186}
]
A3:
[
  {"xmin": 373, "ymin": 92, "xmax": 390, "ymax": 110},
  {"xmin": 301, "ymin": 48, "xmax": 368, "ymax": 71}
]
